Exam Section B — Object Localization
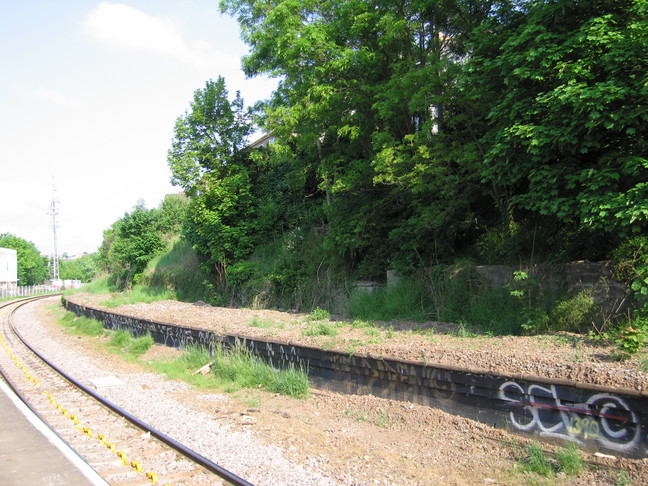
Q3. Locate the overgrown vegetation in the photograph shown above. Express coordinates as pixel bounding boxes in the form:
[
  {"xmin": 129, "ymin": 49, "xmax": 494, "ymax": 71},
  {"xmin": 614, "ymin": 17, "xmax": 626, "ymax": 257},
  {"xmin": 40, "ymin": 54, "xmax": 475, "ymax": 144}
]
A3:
[
  {"xmin": 57, "ymin": 311, "xmax": 153, "ymax": 357},
  {"xmin": 86, "ymin": 1, "xmax": 646, "ymax": 360},
  {"xmin": 150, "ymin": 345, "xmax": 310, "ymax": 399},
  {"xmin": 518, "ymin": 442, "xmax": 586, "ymax": 479}
]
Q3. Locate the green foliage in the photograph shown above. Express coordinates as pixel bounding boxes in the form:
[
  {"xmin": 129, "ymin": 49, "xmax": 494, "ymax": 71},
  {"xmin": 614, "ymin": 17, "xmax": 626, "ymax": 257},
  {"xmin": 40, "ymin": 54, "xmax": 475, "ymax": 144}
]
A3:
[
  {"xmin": 168, "ymin": 77, "xmax": 252, "ymax": 195},
  {"xmin": 151, "ymin": 345, "xmax": 309, "ymax": 399},
  {"xmin": 59, "ymin": 253, "xmax": 101, "ymax": 282},
  {"xmin": 549, "ymin": 290, "xmax": 595, "ymax": 333},
  {"xmin": 508, "ymin": 271, "xmax": 550, "ymax": 334},
  {"xmin": 99, "ymin": 201, "xmax": 167, "ymax": 288},
  {"xmin": 58, "ymin": 312, "xmax": 104, "ymax": 336},
  {"xmin": 608, "ymin": 317, "xmax": 648, "ymax": 360},
  {"xmin": 613, "ymin": 236, "xmax": 648, "ymax": 312},
  {"xmin": 519, "ymin": 442, "xmax": 585, "ymax": 478},
  {"xmin": 157, "ymin": 194, "xmax": 188, "ymax": 234},
  {"xmin": 475, "ymin": 0, "xmax": 648, "ymax": 236},
  {"xmin": 0, "ymin": 233, "xmax": 49, "ymax": 285},
  {"xmin": 307, "ymin": 307, "xmax": 330, "ymax": 321},
  {"xmin": 83, "ymin": 0, "xmax": 647, "ymax": 327}
]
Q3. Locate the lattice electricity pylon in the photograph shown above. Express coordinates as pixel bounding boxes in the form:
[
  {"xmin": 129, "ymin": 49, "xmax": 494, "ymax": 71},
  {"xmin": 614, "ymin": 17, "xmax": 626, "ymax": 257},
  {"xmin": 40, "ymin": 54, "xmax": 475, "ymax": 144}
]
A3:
[{"xmin": 48, "ymin": 183, "xmax": 60, "ymax": 281}]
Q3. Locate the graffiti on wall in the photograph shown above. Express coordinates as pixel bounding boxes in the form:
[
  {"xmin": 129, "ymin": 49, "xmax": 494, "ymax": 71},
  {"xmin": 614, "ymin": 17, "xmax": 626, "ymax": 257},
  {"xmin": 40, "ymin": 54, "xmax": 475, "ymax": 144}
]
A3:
[{"xmin": 499, "ymin": 381, "xmax": 645, "ymax": 454}]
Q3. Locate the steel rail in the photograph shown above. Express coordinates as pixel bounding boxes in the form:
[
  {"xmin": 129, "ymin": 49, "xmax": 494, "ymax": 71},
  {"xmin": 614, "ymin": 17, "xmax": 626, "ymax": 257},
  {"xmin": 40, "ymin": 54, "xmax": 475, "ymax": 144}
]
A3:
[{"xmin": 6, "ymin": 296, "xmax": 254, "ymax": 486}]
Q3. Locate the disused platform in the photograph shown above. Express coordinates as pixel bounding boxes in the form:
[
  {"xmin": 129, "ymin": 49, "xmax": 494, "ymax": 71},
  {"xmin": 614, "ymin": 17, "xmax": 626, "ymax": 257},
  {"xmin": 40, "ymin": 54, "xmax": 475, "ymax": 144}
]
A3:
[{"xmin": 0, "ymin": 379, "xmax": 107, "ymax": 485}]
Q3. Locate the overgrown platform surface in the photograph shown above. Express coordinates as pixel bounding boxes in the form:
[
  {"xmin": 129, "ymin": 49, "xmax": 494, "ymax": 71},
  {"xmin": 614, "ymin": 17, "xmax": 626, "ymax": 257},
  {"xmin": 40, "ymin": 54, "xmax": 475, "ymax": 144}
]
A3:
[{"xmin": 68, "ymin": 293, "xmax": 647, "ymax": 393}]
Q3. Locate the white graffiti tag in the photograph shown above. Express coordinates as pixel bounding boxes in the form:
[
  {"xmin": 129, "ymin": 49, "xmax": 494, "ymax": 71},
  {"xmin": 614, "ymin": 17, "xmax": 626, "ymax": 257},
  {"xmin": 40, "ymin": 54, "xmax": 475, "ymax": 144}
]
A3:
[{"xmin": 499, "ymin": 381, "xmax": 642, "ymax": 453}]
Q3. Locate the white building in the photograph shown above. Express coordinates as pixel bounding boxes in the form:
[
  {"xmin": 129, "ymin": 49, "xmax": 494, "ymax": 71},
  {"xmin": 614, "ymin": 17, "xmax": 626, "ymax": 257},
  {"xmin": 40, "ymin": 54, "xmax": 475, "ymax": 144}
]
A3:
[{"xmin": 0, "ymin": 247, "xmax": 18, "ymax": 289}]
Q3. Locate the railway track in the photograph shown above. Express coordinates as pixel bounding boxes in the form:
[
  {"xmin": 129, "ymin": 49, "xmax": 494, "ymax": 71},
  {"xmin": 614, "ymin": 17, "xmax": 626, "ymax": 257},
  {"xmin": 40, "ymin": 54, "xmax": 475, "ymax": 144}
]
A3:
[{"xmin": 0, "ymin": 296, "xmax": 254, "ymax": 486}]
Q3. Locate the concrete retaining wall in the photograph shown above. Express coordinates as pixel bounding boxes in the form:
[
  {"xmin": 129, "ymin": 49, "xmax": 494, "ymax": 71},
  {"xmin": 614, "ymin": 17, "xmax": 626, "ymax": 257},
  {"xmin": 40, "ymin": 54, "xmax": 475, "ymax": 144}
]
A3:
[{"xmin": 474, "ymin": 261, "xmax": 631, "ymax": 316}]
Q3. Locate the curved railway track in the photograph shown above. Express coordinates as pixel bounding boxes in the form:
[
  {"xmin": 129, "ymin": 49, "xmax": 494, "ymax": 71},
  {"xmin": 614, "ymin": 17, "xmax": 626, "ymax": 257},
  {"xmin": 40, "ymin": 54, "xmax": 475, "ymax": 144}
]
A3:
[{"xmin": 0, "ymin": 296, "xmax": 254, "ymax": 486}]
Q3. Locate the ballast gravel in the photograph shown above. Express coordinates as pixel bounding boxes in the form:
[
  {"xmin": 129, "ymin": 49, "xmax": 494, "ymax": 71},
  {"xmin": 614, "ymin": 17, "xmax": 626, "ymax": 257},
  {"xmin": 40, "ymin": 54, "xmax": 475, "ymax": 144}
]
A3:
[{"xmin": 14, "ymin": 299, "xmax": 339, "ymax": 486}]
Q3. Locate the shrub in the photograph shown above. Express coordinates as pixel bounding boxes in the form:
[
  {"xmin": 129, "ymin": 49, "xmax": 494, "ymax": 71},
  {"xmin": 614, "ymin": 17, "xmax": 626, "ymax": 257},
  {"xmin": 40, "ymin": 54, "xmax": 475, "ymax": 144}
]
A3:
[{"xmin": 549, "ymin": 289, "xmax": 595, "ymax": 333}]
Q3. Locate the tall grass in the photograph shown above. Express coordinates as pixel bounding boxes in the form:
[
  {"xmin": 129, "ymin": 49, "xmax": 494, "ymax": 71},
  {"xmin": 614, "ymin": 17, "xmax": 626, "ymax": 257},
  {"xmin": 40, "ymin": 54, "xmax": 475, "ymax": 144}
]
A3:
[
  {"xmin": 151, "ymin": 345, "xmax": 310, "ymax": 399},
  {"xmin": 59, "ymin": 313, "xmax": 105, "ymax": 336},
  {"xmin": 100, "ymin": 286, "xmax": 176, "ymax": 308},
  {"xmin": 143, "ymin": 239, "xmax": 212, "ymax": 303},
  {"xmin": 107, "ymin": 329, "xmax": 154, "ymax": 357},
  {"xmin": 80, "ymin": 276, "xmax": 115, "ymax": 294},
  {"xmin": 79, "ymin": 240, "xmax": 211, "ymax": 307},
  {"xmin": 348, "ymin": 270, "xmax": 527, "ymax": 335}
]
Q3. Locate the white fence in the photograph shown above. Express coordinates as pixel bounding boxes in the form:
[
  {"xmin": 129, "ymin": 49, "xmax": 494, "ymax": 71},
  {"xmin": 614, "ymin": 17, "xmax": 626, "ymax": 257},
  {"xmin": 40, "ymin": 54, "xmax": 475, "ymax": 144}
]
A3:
[{"xmin": 0, "ymin": 280, "xmax": 82, "ymax": 299}]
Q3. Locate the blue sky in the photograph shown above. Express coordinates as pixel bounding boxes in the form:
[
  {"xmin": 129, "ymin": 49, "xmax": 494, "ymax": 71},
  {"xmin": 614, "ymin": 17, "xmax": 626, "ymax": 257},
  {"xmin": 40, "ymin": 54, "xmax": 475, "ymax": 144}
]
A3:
[{"xmin": 0, "ymin": 1, "xmax": 275, "ymax": 256}]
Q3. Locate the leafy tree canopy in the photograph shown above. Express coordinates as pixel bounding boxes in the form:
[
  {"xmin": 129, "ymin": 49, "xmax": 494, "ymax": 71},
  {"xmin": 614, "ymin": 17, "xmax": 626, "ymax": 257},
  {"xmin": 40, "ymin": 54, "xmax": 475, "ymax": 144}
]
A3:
[
  {"xmin": 472, "ymin": 0, "xmax": 647, "ymax": 235},
  {"xmin": 59, "ymin": 253, "xmax": 101, "ymax": 282},
  {"xmin": 100, "ymin": 201, "xmax": 167, "ymax": 288},
  {"xmin": 168, "ymin": 76, "xmax": 253, "ymax": 196},
  {"xmin": 0, "ymin": 233, "xmax": 49, "ymax": 285}
]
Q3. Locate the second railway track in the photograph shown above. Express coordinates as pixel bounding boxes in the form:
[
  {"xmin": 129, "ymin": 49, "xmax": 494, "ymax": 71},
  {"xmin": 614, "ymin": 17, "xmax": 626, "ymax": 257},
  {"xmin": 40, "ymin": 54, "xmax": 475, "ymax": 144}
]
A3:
[{"xmin": 0, "ymin": 296, "xmax": 252, "ymax": 486}]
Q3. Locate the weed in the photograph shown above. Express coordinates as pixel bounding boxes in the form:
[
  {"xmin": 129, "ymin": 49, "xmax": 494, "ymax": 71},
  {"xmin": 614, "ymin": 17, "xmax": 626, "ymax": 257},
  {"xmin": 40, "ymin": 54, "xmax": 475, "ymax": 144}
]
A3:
[
  {"xmin": 107, "ymin": 329, "xmax": 153, "ymax": 357},
  {"xmin": 249, "ymin": 317, "xmax": 274, "ymax": 328},
  {"xmin": 375, "ymin": 410, "xmax": 392, "ymax": 428},
  {"xmin": 640, "ymin": 353, "xmax": 648, "ymax": 373},
  {"xmin": 363, "ymin": 328, "xmax": 381, "ymax": 338},
  {"xmin": 100, "ymin": 286, "xmax": 176, "ymax": 308},
  {"xmin": 321, "ymin": 337, "xmax": 338, "ymax": 351},
  {"xmin": 58, "ymin": 312, "xmax": 104, "ymax": 336},
  {"xmin": 351, "ymin": 319, "xmax": 376, "ymax": 329},
  {"xmin": 615, "ymin": 470, "xmax": 631, "ymax": 486},
  {"xmin": 598, "ymin": 315, "xmax": 648, "ymax": 360},
  {"xmin": 128, "ymin": 333, "xmax": 154, "ymax": 356},
  {"xmin": 453, "ymin": 322, "xmax": 479, "ymax": 338},
  {"xmin": 519, "ymin": 442, "xmax": 586, "ymax": 479},
  {"xmin": 308, "ymin": 307, "xmax": 330, "ymax": 321},
  {"xmin": 109, "ymin": 330, "xmax": 132, "ymax": 348},
  {"xmin": 81, "ymin": 276, "xmax": 114, "ymax": 295},
  {"xmin": 550, "ymin": 290, "xmax": 595, "ymax": 333},
  {"xmin": 344, "ymin": 408, "xmax": 367, "ymax": 422},
  {"xmin": 555, "ymin": 443, "xmax": 585, "ymax": 476},
  {"xmin": 150, "ymin": 345, "xmax": 309, "ymax": 399},
  {"xmin": 520, "ymin": 443, "xmax": 553, "ymax": 477},
  {"xmin": 386, "ymin": 325, "xmax": 394, "ymax": 339},
  {"xmin": 303, "ymin": 321, "xmax": 338, "ymax": 337},
  {"xmin": 348, "ymin": 280, "xmax": 429, "ymax": 322}
]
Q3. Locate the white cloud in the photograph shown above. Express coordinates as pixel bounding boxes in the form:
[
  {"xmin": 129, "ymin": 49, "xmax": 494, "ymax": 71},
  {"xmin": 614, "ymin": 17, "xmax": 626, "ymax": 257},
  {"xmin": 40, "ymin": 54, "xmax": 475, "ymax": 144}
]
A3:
[
  {"xmin": 33, "ymin": 88, "xmax": 82, "ymax": 108},
  {"xmin": 83, "ymin": 2, "xmax": 223, "ymax": 69}
]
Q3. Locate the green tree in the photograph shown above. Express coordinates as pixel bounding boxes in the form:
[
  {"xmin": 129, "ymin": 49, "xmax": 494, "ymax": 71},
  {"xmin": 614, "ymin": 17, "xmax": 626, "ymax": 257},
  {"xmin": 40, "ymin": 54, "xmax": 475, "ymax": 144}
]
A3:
[
  {"xmin": 220, "ymin": 0, "xmax": 496, "ymax": 273},
  {"xmin": 0, "ymin": 233, "xmax": 49, "ymax": 285},
  {"xmin": 168, "ymin": 77, "xmax": 252, "ymax": 195},
  {"xmin": 157, "ymin": 193, "xmax": 189, "ymax": 234},
  {"xmin": 59, "ymin": 253, "xmax": 101, "ymax": 282},
  {"xmin": 168, "ymin": 77, "xmax": 257, "ymax": 278},
  {"xmin": 99, "ymin": 202, "xmax": 166, "ymax": 288},
  {"xmin": 473, "ymin": 0, "xmax": 647, "ymax": 236}
]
